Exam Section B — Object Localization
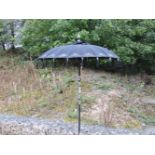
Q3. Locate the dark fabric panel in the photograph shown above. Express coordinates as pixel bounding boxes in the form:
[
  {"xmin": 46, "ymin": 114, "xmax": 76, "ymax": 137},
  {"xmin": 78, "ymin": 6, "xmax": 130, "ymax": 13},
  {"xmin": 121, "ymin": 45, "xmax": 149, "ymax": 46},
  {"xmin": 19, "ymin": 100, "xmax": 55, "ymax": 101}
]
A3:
[{"xmin": 39, "ymin": 41, "xmax": 119, "ymax": 59}]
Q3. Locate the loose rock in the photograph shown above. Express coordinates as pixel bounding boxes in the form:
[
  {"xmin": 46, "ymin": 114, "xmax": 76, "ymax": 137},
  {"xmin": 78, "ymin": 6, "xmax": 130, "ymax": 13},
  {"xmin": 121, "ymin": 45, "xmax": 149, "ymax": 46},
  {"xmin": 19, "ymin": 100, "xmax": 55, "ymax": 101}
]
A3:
[{"xmin": 0, "ymin": 114, "xmax": 155, "ymax": 135}]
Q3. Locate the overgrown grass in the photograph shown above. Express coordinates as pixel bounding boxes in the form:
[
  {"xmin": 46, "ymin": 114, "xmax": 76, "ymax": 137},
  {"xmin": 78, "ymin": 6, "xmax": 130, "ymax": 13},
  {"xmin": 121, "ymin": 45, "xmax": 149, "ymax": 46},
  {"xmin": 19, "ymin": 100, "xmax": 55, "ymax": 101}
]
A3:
[
  {"xmin": 128, "ymin": 104, "xmax": 155, "ymax": 126},
  {"xmin": 1, "ymin": 55, "xmax": 155, "ymax": 128}
]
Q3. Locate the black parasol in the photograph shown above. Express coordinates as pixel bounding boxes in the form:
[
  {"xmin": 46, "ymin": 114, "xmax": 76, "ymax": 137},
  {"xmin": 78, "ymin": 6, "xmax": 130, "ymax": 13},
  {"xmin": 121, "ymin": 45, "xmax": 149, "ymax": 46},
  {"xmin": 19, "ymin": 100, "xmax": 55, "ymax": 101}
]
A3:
[{"xmin": 38, "ymin": 38, "xmax": 119, "ymax": 134}]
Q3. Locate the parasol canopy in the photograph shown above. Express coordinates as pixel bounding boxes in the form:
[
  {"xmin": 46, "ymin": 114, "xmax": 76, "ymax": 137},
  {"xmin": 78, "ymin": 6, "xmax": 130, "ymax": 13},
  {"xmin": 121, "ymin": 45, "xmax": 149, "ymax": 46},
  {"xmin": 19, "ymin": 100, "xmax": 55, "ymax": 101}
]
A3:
[{"xmin": 39, "ymin": 39, "xmax": 119, "ymax": 60}]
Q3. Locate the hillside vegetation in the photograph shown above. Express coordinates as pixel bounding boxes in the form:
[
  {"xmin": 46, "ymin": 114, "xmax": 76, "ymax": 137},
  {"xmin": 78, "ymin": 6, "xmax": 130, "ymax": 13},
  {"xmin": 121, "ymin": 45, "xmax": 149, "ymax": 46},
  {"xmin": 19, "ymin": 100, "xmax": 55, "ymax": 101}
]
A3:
[{"xmin": 0, "ymin": 55, "xmax": 155, "ymax": 129}]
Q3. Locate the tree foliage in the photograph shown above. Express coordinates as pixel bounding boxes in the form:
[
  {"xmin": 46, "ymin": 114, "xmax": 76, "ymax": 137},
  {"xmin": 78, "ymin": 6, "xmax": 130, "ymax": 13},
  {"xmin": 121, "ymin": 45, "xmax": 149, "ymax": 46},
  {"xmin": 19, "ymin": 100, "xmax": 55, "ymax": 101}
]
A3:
[
  {"xmin": 1, "ymin": 19, "xmax": 155, "ymax": 73},
  {"xmin": 20, "ymin": 19, "xmax": 98, "ymax": 56},
  {"xmin": 0, "ymin": 19, "xmax": 24, "ymax": 51}
]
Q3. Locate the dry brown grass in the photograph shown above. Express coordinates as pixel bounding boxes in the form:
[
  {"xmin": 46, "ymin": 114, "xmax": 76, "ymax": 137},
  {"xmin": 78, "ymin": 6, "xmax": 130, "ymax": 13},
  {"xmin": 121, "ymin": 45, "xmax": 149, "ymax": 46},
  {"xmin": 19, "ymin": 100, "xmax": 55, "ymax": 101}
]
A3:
[
  {"xmin": 0, "ymin": 57, "xmax": 78, "ymax": 118},
  {"xmin": 1, "ymin": 56, "xmax": 155, "ymax": 128}
]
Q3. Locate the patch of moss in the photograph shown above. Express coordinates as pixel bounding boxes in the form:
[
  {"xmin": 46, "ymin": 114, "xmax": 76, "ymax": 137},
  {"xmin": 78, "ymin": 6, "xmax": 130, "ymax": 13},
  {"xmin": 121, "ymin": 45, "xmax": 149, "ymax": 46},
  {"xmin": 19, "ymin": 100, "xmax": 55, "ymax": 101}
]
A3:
[
  {"xmin": 96, "ymin": 83, "xmax": 114, "ymax": 90},
  {"xmin": 81, "ymin": 81, "xmax": 92, "ymax": 91},
  {"xmin": 138, "ymin": 113, "xmax": 155, "ymax": 125},
  {"xmin": 67, "ymin": 109, "xmax": 78, "ymax": 119},
  {"xmin": 124, "ymin": 119, "xmax": 141, "ymax": 129},
  {"xmin": 81, "ymin": 118, "xmax": 99, "ymax": 125},
  {"xmin": 81, "ymin": 95, "xmax": 96, "ymax": 105}
]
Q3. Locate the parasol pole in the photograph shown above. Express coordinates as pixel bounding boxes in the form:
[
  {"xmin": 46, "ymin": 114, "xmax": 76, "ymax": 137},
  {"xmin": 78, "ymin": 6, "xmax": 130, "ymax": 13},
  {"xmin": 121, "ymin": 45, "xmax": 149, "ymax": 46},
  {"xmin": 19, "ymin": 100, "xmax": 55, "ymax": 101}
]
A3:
[{"xmin": 77, "ymin": 58, "xmax": 82, "ymax": 134}]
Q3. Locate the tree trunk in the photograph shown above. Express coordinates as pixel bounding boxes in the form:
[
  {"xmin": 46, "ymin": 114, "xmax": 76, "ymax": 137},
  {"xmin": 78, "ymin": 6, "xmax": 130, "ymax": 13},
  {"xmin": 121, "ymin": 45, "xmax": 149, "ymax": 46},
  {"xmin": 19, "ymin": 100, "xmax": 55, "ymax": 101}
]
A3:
[
  {"xmin": 1, "ymin": 41, "xmax": 6, "ymax": 51},
  {"xmin": 10, "ymin": 21, "xmax": 15, "ymax": 50},
  {"xmin": 0, "ymin": 34, "xmax": 6, "ymax": 51}
]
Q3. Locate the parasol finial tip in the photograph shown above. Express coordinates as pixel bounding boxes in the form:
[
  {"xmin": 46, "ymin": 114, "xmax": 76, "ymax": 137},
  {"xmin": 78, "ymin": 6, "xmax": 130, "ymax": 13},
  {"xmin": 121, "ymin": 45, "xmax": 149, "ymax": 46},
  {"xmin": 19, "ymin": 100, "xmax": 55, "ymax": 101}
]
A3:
[
  {"xmin": 75, "ymin": 33, "xmax": 82, "ymax": 44},
  {"xmin": 77, "ymin": 33, "xmax": 81, "ymax": 39}
]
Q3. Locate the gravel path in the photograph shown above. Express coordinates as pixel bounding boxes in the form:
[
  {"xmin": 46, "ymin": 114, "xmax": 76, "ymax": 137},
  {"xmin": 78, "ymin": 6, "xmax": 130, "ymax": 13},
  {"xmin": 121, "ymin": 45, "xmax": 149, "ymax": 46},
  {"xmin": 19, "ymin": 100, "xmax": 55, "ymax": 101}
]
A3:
[{"xmin": 0, "ymin": 114, "xmax": 155, "ymax": 135}]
